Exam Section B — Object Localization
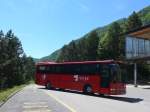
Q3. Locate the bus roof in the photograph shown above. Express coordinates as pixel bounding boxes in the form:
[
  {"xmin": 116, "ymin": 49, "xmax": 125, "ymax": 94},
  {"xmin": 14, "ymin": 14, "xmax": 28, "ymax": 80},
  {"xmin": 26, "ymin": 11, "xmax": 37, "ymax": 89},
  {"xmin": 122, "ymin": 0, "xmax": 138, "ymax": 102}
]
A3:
[{"xmin": 36, "ymin": 60, "xmax": 116, "ymax": 66}]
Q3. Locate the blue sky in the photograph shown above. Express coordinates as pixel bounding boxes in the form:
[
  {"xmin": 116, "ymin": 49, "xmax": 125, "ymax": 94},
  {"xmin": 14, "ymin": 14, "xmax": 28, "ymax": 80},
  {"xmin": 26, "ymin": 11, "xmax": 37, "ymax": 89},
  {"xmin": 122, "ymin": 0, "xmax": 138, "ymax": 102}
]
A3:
[{"xmin": 0, "ymin": 0, "xmax": 150, "ymax": 58}]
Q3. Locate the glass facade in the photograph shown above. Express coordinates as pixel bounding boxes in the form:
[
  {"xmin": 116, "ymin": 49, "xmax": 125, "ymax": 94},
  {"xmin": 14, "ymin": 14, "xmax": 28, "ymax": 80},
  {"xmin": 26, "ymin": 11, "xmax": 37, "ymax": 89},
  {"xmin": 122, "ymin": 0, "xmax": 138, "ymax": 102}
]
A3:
[{"xmin": 126, "ymin": 36, "xmax": 150, "ymax": 59}]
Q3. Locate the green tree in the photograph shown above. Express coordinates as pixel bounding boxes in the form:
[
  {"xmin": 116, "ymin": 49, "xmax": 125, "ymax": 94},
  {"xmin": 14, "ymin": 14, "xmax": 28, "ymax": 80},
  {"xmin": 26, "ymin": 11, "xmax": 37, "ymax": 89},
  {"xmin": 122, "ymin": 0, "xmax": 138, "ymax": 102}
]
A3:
[
  {"xmin": 98, "ymin": 22, "xmax": 123, "ymax": 59},
  {"xmin": 21, "ymin": 55, "xmax": 35, "ymax": 81},
  {"xmin": 0, "ymin": 30, "xmax": 5, "ymax": 89},
  {"xmin": 67, "ymin": 41, "xmax": 78, "ymax": 61},
  {"xmin": 0, "ymin": 30, "xmax": 36, "ymax": 89},
  {"xmin": 86, "ymin": 31, "xmax": 99, "ymax": 60},
  {"xmin": 4, "ymin": 30, "xmax": 24, "ymax": 86},
  {"xmin": 76, "ymin": 38, "xmax": 88, "ymax": 61},
  {"xmin": 125, "ymin": 11, "xmax": 142, "ymax": 31},
  {"xmin": 57, "ymin": 45, "xmax": 69, "ymax": 62}
]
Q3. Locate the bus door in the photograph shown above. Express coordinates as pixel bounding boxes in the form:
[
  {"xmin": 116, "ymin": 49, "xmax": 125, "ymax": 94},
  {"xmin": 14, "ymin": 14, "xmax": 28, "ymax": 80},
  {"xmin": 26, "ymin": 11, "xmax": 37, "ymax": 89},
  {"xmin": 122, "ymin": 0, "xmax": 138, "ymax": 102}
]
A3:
[{"xmin": 100, "ymin": 65, "xmax": 110, "ymax": 88}]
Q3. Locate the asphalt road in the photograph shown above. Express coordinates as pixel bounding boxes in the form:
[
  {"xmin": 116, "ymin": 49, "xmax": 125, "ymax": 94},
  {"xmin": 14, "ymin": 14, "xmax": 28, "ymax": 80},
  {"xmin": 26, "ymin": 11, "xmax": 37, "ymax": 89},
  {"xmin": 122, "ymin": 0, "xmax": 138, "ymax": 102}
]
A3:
[{"xmin": 0, "ymin": 84, "xmax": 150, "ymax": 112}]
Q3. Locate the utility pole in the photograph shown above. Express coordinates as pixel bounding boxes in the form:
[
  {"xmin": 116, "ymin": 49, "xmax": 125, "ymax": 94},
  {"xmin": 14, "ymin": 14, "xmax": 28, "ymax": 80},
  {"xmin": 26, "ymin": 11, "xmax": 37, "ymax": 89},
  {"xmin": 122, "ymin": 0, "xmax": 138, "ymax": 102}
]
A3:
[{"xmin": 134, "ymin": 63, "xmax": 137, "ymax": 87}]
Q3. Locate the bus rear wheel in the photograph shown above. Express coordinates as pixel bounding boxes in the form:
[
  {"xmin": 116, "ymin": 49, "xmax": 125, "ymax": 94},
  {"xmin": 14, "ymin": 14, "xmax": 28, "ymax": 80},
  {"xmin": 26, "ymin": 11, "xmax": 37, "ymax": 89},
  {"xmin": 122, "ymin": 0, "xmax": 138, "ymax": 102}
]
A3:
[
  {"xmin": 83, "ymin": 85, "xmax": 92, "ymax": 94},
  {"xmin": 46, "ymin": 82, "xmax": 51, "ymax": 90}
]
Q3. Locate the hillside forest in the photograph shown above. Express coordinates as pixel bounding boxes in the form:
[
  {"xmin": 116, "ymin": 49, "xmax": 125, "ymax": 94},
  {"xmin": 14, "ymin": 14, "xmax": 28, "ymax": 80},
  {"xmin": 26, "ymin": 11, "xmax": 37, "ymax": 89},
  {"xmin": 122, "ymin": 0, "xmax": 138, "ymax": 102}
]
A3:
[{"xmin": 40, "ymin": 6, "xmax": 150, "ymax": 82}]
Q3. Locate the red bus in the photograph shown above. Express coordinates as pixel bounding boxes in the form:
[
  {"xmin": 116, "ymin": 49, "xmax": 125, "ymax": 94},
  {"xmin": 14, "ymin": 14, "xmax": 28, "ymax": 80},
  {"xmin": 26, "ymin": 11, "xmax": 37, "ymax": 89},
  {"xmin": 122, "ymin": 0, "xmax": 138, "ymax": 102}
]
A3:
[{"xmin": 35, "ymin": 60, "xmax": 126, "ymax": 95}]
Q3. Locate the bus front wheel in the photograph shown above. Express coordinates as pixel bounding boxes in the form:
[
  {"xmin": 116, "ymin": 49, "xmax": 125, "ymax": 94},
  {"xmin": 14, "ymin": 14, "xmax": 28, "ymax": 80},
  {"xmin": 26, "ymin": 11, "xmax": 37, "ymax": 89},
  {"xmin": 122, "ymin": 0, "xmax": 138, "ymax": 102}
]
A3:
[
  {"xmin": 83, "ymin": 85, "xmax": 92, "ymax": 94},
  {"xmin": 46, "ymin": 82, "xmax": 51, "ymax": 90}
]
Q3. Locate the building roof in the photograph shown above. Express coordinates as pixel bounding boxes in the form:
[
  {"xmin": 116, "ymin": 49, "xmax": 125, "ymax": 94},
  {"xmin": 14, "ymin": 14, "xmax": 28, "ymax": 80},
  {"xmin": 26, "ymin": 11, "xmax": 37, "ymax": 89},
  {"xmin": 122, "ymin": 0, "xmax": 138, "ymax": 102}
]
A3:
[{"xmin": 126, "ymin": 24, "xmax": 150, "ymax": 40}]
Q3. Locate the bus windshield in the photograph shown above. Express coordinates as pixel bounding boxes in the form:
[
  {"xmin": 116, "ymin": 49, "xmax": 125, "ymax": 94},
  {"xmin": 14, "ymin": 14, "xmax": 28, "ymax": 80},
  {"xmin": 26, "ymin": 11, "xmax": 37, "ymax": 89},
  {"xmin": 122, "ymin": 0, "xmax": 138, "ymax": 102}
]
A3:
[{"xmin": 110, "ymin": 64, "xmax": 122, "ymax": 83}]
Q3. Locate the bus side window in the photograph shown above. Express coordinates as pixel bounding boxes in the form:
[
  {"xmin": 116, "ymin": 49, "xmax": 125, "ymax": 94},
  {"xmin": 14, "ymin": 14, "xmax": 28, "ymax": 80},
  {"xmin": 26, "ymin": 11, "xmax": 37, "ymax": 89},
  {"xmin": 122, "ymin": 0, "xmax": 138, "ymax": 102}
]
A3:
[
  {"xmin": 80, "ymin": 64, "xmax": 97, "ymax": 74},
  {"xmin": 81, "ymin": 64, "xmax": 89, "ymax": 74},
  {"xmin": 96, "ymin": 64, "xmax": 100, "ymax": 73},
  {"xmin": 55, "ymin": 65, "xmax": 62, "ymax": 74},
  {"xmin": 100, "ymin": 64, "xmax": 110, "ymax": 88},
  {"xmin": 65, "ymin": 64, "xmax": 73, "ymax": 74},
  {"xmin": 37, "ymin": 65, "xmax": 47, "ymax": 73},
  {"xmin": 47, "ymin": 65, "xmax": 54, "ymax": 74},
  {"xmin": 100, "ymin": 65, "xmax": 110, "ymax": 77},
  {"xmin": 75, "ymin": 64, "xmax": 81, "ymax": 74},
  {"xmin": 61, "ymin": 65, "xmax": 70, "ymax": 74}
]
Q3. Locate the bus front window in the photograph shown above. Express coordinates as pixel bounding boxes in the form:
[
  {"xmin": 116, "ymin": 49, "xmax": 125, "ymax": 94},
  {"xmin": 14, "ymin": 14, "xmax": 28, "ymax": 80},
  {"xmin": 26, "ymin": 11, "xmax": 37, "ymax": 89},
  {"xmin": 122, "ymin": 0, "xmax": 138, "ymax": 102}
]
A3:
[{"xmin": 110, "ymin": 64, "xmax": 121, "ymax": 83}]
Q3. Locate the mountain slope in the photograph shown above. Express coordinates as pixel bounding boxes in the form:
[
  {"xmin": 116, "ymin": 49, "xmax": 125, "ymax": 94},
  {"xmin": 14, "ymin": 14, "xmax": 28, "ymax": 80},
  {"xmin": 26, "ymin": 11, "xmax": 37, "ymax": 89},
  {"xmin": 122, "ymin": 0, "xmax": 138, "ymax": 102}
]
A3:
[
  {"xmin": 39, "ymin": 5, "xmax": 150, "ymax": 62},
  {"xmin": 38, "ymin": 49, "xmax": 61, "ymax": 62}
]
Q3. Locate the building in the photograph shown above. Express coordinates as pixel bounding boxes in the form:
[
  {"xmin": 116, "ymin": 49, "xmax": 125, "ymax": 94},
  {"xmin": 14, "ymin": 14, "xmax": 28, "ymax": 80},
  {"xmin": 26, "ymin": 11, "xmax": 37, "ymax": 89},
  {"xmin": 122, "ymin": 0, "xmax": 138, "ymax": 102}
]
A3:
[{"xmin": 125, "ymin": 24, "xmax": 150, "ymax": 86}]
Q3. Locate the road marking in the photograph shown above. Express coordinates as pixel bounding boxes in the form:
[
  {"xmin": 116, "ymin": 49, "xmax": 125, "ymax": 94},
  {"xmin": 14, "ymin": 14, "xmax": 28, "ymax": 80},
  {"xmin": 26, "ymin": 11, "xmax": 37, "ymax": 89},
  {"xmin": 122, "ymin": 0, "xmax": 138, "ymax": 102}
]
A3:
[
  {"xmin": 24, "ymin": 102, "xmax": 46, "ymax": 105},
  {"xmin": 23, "ymin": 102, "xmax": 51, "ymax": 112},
  {"xmin": 23, "ymin": 110, "xmax": 51, "ymax": 112},
  {"xmin": 45, "ymin": 91, "xmax": 77, "ymax": 112},
  {"xmin": 23, "ymin": 105, "xmax": 48, "ymax": 108}
]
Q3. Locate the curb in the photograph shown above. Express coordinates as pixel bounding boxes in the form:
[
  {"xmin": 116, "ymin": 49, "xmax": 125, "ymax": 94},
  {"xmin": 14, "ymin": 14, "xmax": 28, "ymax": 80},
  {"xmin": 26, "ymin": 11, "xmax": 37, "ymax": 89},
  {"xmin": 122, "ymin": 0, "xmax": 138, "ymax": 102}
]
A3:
[
  {"xmin": 127, "ymin": 85, "xmax": 150, "ymax": 88},
  {"xmin": 0, "ymin": 86, "xmax": 25, "ymax": 108}
]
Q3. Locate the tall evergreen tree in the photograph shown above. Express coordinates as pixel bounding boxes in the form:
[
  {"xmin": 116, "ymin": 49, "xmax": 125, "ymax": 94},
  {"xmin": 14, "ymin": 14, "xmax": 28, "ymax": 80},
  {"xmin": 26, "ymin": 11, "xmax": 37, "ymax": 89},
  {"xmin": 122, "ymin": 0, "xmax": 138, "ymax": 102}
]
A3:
[
  {"xmin": 98, "ymin": 22, "xmax": 123, "ymax": 59},
  {"xmin": 4, "ymin": 30, "xmax": 24, "ymax": 86},
  {"xmin": 68, "ymin": 41, "xmax": 79, "ymax": 61},
  {"xmin": 0, "ymin": 30, "xmax": 35, "ymax": 89},
  {"xmin": 0, "ymin": 30, "xmax": 5, "ymax": 88},
  {"xmin": 57, "ymin": 45, "xmax": 69, "ymax": 62},
  {"xmin": 0, "ymin": 30, "xmax": 4, "ymax": 64},
  {"xmin": 76, "ymin": 38, "xmax": 88, "ymax": 61},
  {"xmin": 125, "ymin": 11, "xmax": 142, "ymax": 32},
  {"xmin": 21, "ymin": 55, "xmax": 35, "ymax": 81},
  {"xmin": 86, "ymin": 31, "xmax": 99, "ymax": 60}
]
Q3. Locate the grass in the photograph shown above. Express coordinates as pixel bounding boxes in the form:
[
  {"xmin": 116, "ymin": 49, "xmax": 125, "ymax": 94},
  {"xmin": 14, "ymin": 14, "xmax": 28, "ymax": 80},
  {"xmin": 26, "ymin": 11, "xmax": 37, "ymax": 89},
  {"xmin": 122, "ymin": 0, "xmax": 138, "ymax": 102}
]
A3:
[
  {"xmin": 0, "ymin": 85, "xmax": 25, "ymax": 102},
  {"xmin": 0, "ymin": 81, "xmax": 35, "ymax": 102}
]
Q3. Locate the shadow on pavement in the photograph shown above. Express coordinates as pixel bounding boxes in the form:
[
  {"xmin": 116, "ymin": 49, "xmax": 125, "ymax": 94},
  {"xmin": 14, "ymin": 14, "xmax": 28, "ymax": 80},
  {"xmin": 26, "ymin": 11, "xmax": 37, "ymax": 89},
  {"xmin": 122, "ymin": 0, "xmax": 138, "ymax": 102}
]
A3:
[
  {"xmin": 142, "ymin": 87, "xmax": 150, "ymax": 89},
  {"xmin": 38, "ymin": 87, "xmax": 143, "ymax": 103},
  {"xmin": 101, "ymin": 96, "xmax": 143, "ymax": 103}
]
